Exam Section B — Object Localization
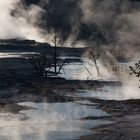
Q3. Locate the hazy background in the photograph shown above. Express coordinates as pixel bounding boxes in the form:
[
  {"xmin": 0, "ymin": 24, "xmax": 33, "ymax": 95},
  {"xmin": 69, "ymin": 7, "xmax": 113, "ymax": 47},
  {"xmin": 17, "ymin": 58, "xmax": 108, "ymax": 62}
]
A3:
[{"xmin": 0, "ymin": 0, "xmax": 140, "ymax": 57}]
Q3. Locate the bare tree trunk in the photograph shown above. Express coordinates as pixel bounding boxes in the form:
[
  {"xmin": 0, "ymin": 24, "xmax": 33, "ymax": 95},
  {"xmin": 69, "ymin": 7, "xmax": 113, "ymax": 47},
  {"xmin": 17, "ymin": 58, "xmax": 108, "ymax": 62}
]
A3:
[
  {"xmin": 29, "ymin": 54, "xmax": 47, "ymax": 78},
  {"xmin": 52, "ymin": 30, "xmax": 65, "ymax": 76},
  {"xmin": 93, "ymin": 56, "xmax": 100, "ymax": 76},
  {"xmin": 52, "ymin": 30, "xmax": 57, "ymax": 75},
  {"xmin": 89, "ymin": 50, "xmax": 100, "ymax": 76}
]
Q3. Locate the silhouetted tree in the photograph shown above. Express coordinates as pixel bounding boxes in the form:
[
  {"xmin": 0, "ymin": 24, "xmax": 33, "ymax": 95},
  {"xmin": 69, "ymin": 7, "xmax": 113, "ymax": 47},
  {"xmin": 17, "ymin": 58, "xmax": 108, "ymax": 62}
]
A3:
[
  {"xmin": 129, "ymin": 61, "xmax": 140, "ymax": 87},
  {"xmin": 52, "ymin": 30, "xmax": 58, "ymax": 75},
  {"xmin": 51, "ymin": 30, "xmax": 66, "ymax": 76},
  {"xmin": 30, "ymin": 54, "xmax": 46, "ymax": 77},
  {"xmin": 89, "ymin": 49, "xmax": 100, "ymax": 76},
  {"xmin": 29, "ymin": 54, "xmax": 50, "ymax": 77}
]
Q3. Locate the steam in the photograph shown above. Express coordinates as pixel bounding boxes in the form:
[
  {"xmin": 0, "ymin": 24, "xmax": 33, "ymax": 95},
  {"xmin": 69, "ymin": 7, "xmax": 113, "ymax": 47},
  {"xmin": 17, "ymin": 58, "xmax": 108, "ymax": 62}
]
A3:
[
  {"xmin": 79, "ymin": 0, "xmax": 140, "ymax": 56},
  {"xmin": 115, "ymin": 11, "xmax": 140, "ymax": 57},
  {"xmin": 0, "ymin": 102, "xmax": 110, "ymax": 139},
  {"xmin": 0, "ymin": 0, "xmax": 50, "ymax": 42},
  {"xmin": 0, "ymin": 0, "xmax": 140, "ymax": 52}
]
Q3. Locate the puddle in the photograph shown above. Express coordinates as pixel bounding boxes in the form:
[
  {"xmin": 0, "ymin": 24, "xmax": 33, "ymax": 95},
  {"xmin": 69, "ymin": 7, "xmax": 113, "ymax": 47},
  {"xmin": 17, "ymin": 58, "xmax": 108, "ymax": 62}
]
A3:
[{"xmin": 0, "ymin": 101, "xmax": 112, "ymax": 140}]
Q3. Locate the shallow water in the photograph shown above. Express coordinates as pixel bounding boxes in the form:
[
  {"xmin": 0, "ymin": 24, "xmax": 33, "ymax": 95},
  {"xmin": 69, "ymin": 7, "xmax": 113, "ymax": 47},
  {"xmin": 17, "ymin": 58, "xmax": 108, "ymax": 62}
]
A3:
[
  {"xmin": 59, "ymin": 57, "xmax": 117, "ymax": 81},
  {"xmin": 59, "ymin": 57, "xmax": 140, "ymax": 101},
  {"xmin": 77, "ymin": 84, "xmax": 140, "ymax": 101},
  {"xmin": 0, "ymin": 52, "xmax": 36, "ymax": 58},
  {"xmin": 0, "ymin": 101, "xmax": 112, "ymax": 140}
]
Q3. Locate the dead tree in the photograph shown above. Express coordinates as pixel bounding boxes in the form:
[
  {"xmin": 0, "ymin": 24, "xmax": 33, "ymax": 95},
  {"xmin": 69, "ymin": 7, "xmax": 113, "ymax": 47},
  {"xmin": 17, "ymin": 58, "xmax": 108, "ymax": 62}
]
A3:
[
  {"xmin": 52, "ymin": 31, "xmax": 58, "ymax": 75},
  {"xmin": 29, "ymin": 54, "xmax": 49, "ymax": 77},
  {"xmin": 51, "ymin": 30, "xmax": 66, "ymax": 76},
  {"xmin": 89, "ymin": 49, "xmax": 100, "ymax": 76},
  {"xmin": 130, "ymin": 61, "xmax": 140, "ymax": 87}
]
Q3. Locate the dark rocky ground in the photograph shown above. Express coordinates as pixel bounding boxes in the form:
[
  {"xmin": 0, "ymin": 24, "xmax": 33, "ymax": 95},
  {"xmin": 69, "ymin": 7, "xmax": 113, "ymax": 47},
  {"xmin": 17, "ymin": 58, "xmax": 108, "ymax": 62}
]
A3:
[{"xmin": 80, "ymin": 99, "xmax": 140, "ymax": 140}]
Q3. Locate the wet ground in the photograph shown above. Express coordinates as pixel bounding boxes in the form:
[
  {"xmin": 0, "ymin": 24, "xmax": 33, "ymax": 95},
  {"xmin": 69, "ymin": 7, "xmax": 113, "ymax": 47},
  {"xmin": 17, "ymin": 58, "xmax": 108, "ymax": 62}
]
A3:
[
  {"xmin": 0, "ymin": 79, "xmax": 115, "ymax": 140},
  {"xmin": 0, "ymin": 52, "xmax": 139, "ymax": 140},
  {"xmin": 0, "ymin": 101, "xmax": 112, "ymax": 140}
]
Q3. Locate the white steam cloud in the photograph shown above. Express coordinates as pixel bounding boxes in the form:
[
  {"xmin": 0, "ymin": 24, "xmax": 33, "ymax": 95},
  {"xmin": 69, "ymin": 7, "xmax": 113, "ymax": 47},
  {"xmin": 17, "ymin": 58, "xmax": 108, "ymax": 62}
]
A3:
[
  {"xmin": 80, "ymin": 0, "xmax": 140, "ymax": 57},
  {"xmin": 0, "ymin": 0, "xmax": 50, "ymax": 42},
  {"xmin": 1, "ymin": 0, "xmax": 140, "ymax": 52}
]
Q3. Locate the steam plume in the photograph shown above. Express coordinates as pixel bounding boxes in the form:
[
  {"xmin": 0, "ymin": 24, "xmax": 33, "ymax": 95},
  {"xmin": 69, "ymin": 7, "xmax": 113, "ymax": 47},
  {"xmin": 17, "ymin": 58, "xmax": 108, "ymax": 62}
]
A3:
[
  {"xmin": 0, "ymin": 0, "xmax": 140, "ymax": 53},
  {"xmin": 0, "ymin": 0, "xmax": 47, "ymax": 42}
]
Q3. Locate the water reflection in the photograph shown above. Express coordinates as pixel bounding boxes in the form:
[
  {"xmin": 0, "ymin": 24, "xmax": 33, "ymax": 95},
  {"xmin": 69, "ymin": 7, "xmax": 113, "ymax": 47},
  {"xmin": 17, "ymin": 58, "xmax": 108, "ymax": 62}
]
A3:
[
  {"xmin": 0, "ymin": 101, "xmax": 112, "ymax": 140},
  {"xmin": 59, "ymin": 57, "xmax": 117, "ymax": 81}
]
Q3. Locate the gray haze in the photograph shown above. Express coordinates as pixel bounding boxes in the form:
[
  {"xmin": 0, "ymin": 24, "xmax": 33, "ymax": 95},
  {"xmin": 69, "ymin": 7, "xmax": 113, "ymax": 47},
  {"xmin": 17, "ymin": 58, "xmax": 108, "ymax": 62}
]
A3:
[{"xmin": 0, "ymin": 0, "xmax": 140, "ymax": 55}]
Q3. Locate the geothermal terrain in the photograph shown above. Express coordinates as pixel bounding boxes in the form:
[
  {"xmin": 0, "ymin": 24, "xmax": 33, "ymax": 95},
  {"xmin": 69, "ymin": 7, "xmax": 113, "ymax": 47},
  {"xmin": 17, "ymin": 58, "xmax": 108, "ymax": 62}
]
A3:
[
  {"xmin": 0, "ymin": 0, "xmax": 140, "ymax": 140},
  {"xmin": 0, "ymin": 39, "xmax": 139, "ymax": 140}
]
